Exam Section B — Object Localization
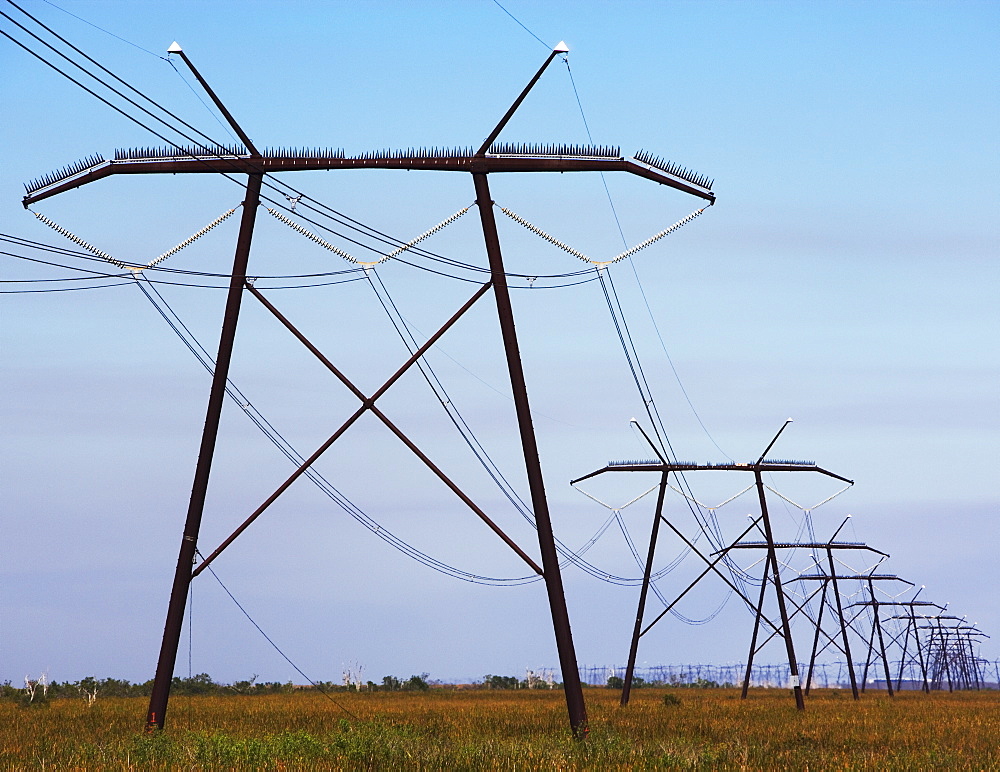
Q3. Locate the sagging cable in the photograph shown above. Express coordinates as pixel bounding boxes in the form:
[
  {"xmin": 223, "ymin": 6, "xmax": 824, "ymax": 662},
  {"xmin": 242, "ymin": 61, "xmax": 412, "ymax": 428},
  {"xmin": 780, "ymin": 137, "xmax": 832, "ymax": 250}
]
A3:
[{"xmin": 572, "ymin": 483, "xmax": 659, "ymax": 512}]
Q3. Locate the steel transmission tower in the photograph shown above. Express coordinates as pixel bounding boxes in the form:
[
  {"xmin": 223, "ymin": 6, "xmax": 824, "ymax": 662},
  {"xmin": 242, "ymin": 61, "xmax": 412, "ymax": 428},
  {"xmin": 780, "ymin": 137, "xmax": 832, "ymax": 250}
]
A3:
[{"xmin": 22, "ymin": 43, "xmax": 715, "ymax": 737}]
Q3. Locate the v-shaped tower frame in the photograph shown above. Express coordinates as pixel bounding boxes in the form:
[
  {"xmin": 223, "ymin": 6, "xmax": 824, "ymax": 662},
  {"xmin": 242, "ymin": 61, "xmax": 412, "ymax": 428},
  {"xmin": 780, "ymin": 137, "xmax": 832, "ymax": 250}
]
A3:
[{"xmin": 22, "ymin": 43, "xmax": 715, "ymax": 737}]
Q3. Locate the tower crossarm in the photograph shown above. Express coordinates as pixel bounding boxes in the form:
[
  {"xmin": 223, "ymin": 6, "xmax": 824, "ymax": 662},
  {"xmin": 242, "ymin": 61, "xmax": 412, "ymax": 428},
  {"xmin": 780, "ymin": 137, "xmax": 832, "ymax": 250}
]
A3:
[
  {"xmin": 23, "ymin": 148, "xmax": 717, "ymax": 207},
  {"xmin": 571, "ymin": 461, "xmax": 852, "ymax": 485},
  {"xmin": 846, "ymin": 600, "xmax": 945, "ymax": 610},
  {"xmin": 794, "ymin": 574, "xmax": 911, "ymax": 583},
  {"xmin": 718, "ymin": 541, "xmax": 886, "ymax": 555}
]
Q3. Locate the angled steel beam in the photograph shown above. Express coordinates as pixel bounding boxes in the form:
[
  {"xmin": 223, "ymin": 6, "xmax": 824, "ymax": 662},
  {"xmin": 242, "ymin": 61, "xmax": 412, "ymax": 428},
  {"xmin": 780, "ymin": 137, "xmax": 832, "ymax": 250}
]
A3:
[
  {"xmin": 825, "ymin": 546, "xmax": 859, "ymax": 700},
  {"xmin": 625, "ymin": 512, "xmax": 763, "ymax": 704},
  {"xmin": 620, "ymin": 471, "xmax": 669, "ymax": 706},
  {"xmin": 188, "ymin": 281, "xmax": 544, "ymax": 576},
  {"xmin": 639, "ymin": 516, "xmax": 763, "ymax": 639},
  {"xmin": 169, "ymin": 43, "xmax": 259, "ymax": 156},
  {"xmin": 476, "ymin": 41, "xmax": 568, "ymax": 155},
  {"xmin": 742, "ymin": 552, "xmax": 773, "ymax": 699},
  {"xmin": 804, "ymin": 579, "xmax": 828, "ymax": 695},
  {"xmin": 143, "ymin": 45, "xmax": 264, "ymax": 731},
  {"xmin": 868, "ymin": 578, "xmax": 895, "ymax": 697},
  {"xmin": 473, "ymin": 168, "xmax": 587, "ymax": 737},
  {"xmin": 754, "ymin": 467, "xmax": 805, "ymax": 710},
  {"xmin": 144, "ymin": 173, "xmax": 262, "ymax": 732}
]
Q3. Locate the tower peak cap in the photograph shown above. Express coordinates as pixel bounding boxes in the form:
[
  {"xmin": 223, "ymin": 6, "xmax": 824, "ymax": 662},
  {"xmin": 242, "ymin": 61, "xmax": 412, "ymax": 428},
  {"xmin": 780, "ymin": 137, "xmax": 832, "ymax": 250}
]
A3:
[
  {"xmin": 553, "ymin": 41, "xmax": 569, "ymax": 53},
  {"xmin": 167, "ymin": 41, "xmax": 183, "ymax": 53}
]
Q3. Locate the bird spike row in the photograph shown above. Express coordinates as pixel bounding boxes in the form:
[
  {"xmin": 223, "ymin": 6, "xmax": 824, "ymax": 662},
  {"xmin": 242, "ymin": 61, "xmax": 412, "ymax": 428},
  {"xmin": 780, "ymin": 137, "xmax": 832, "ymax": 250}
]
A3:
[
  {"xmin": 112, "ymin": 144, "xmax": 248, "ymax": 161},
  {"xmin": 633, "ymin": 150, "xmax": 714, "ymax": 191},
  {"xmin": 607, "ymin": 458, "xmax": 663, "ymax": 467},
  {"xmin": 488, "ymin": 143, "xmax": 621, "ymax": 159},
  {"xmin": 260, "ymin": 147, "xmax": 346, "ymax": 159},
  {"xmin": 24, "ymin": 154, "xmax": 106, "ymax": 194},
  {"xmin": 761, "ymin": 459, "xmax": 817, "ymax": 466},
  {"xmin": 354, "ymin": 147, "xmax": 475, "ymax": 160}
]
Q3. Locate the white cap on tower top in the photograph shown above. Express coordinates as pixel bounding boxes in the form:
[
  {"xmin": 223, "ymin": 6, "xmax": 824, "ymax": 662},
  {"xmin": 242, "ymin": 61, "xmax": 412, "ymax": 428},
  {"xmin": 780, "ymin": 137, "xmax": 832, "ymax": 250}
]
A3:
[
  {"xmin": 553, "ymin": 41, "xmax": 569, "ymax": 53},
  {"xmin": 167, "ymin": 41, "xmax": 183, "ymax": 53}
]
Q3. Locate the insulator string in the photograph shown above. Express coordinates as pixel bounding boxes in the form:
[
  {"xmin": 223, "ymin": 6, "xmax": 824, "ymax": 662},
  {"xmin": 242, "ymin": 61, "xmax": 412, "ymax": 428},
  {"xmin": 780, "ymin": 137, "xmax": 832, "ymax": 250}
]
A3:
[
  {"xmin": 147, "ymin": 207, "xmax": 238, "ymax": 268},
  {"xmin": 30, "ymin": 210, "xmax": 126, "ymax": 269},
  {"xmin": 498, "ymin": 203, "xmax": 705, "ymax": 266}
]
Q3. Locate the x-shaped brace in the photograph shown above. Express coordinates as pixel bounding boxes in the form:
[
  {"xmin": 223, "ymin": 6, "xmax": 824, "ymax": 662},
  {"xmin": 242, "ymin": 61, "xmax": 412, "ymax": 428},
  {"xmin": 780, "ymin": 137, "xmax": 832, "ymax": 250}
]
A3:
[{"xmin": 193, "ymin": 279, "xmax": 543, "ymax": 577}]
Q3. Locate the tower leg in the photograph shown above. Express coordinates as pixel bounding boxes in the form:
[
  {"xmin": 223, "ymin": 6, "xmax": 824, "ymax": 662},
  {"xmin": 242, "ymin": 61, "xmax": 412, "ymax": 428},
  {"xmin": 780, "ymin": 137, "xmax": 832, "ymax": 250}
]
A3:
[
  {"xmin": 145, "ymin": 174, "xmax": 262, "ymax": 731},
  {"xmin": 755, "ymin": 471, "xmax": 805, "ymax": 710},
  {"xmin": 621, "ymin": 472, "xmax": 669, "ymax": 705},
  {"xmin": 473, "ymin": 171, "xmax": 587, "ymax": 738}
]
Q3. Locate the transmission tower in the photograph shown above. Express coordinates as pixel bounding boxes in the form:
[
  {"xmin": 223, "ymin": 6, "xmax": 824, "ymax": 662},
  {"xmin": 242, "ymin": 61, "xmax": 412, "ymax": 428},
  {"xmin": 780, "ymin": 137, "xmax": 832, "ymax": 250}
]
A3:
[
  {"xmin": 920, "ymin": 616, "xmax": 989, "ymax": 691},
  {"xmin": 571, "ymin": 419, "xmax": 853, "ymax": 710},
  {"xmin": 21, "ymin": 43, "xmax": 715, "ymax": 737}
]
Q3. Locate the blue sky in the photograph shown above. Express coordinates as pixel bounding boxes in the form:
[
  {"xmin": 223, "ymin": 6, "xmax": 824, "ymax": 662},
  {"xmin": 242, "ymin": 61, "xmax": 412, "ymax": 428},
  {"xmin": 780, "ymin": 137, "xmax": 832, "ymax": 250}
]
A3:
[{"xmin": 2, "ymin": 1, "xmax": 997, "ymax": 687}]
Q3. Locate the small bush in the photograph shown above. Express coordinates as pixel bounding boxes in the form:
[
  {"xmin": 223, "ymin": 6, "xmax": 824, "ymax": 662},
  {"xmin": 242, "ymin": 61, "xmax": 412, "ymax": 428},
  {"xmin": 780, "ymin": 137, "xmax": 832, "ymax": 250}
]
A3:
[{"xmin": 483, "ymin": 675, "xmax": 522, "ymax": 690}]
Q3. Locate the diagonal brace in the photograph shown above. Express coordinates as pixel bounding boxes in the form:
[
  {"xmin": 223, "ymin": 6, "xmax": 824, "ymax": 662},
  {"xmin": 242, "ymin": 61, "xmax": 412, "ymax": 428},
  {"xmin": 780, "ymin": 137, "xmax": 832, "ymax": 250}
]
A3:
[
  {"xmin": 639, "ymin": 516, "xmax": 763, "ymax": 638},
  {"xmin": 655, "ymin": 514, "xmax": 785, "ymax": 639},
  {"xmin": 194, "ymin": 279, "xmax": 544, "ymax": 576}
]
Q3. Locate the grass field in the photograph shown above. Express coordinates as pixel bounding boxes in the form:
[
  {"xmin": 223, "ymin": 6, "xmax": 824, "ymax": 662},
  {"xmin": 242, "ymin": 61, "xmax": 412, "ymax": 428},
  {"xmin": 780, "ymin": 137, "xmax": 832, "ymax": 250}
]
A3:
[{"xmin": 2, "ymin": 687, "xmax": 998, "ymax": 769}]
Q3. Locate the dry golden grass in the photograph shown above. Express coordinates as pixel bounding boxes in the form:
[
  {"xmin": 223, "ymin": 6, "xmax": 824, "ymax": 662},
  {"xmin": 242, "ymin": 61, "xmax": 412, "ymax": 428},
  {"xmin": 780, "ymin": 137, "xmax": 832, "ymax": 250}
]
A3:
[{"xmin": 2, "ymin": 687, "xmax": 998, "ymax": 769}]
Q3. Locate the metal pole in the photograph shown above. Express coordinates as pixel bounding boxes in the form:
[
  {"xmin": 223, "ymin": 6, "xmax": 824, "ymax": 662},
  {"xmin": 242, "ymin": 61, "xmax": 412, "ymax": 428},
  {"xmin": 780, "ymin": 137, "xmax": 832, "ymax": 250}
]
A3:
[
  {"xmin": 939, "ymin": 621, "xmax": 954, "ymax": 692},
  {"xmin": 173, "ymin": 47, "xmax": 259, "ymax": 156},
  {"xmin": 755, "ymin": 470, "xmax": 805, "ymax": 710},
  {"xmin": 742, "ymin": 558, "xmax": 770, "ymax": 699},
  {"xmin": 914, "ymin": 614, "xmax": 930, "ymax": 693},
  {"xmin": 896, "ymin": 616, "xmax": 911, "ymax": 691},
  {"xmin": 621, "ymin": 471, "xmax": 669, "ymax": 706},
  {"xmin": 869, "ymin": 579, "xmax": 894, "ymax": 697},
  {"xmin": 476, "ymin": 44, "xmax": 566, "ymax": 155},
  {"xmin": 825, "ymin": 548, "xmax": 859, "ymax": 700},
  {"xmin": 970, "ymin": 636, "xmax": 983, "ymax": 689},
  {"xmin": 860, "ymin": 615, "xmax": 877, "ymax": 693},
  {"xmin": 804, "ymin": 579, "xmax": 828, "ymax": 695},
  {"xmin": 145, "ymin": 172, "xmax": 263, "ymax": 731},
  {"xmin": 472, "ymin": 171, "xmax": 587, "ymax": 738}
]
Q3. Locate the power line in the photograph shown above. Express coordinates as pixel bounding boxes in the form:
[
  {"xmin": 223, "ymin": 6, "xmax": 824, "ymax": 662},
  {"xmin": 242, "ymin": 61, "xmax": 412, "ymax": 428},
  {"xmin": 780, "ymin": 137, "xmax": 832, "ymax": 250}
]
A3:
[
  {"xmin": 133, "ymin": 275, "xmax": 542, "ymax": 587},
  {"xmin": 1, "ymin": 6, "xmax": 466, "ymax": 270},
  {"xmin": 37, "ymin": 0, "xmax": 166, "ymax": 60},
  {"xmin": 6, "ymin": 3, "xmax": 602, "ymax": 285},
  {"xmin": 490, "ymin": 0, "xmax": 550, "ymax": 50},
  {"xmin": 5, "ymin": 7, "xmax": 717, "ymax": 593},
  {"xmin": 198, "ymin": 553, "xmax": 359, "ymax": 719}
]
